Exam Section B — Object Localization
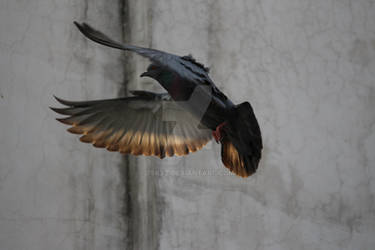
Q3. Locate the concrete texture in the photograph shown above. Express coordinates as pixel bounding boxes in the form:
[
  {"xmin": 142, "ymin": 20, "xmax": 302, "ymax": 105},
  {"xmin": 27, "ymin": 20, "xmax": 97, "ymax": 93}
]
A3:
[
  {"xmin": 1, "ymin": 0, "xmax": 375, "ymax": 250},
  {"xmin": 0, "ymin": 1, "xmax": 127, "ymax": 249}
]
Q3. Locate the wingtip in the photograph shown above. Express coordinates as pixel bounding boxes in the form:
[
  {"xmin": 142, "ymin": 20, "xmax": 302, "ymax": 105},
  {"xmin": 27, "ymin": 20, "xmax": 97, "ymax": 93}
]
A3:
[
  {"xmin": 49, "ymin": 106, "xmax": 59, "ymax": 112},
  {"xmin": 74, "ymin": 21, "xmax": 92, "ymax": 36},
  {"xmin": 56, "ymin": 117, "xmax": 72, "ymax": 125},
  {"xmin": 52, "ymin": 95, "xmax": 75, "ymax": 107},
  {"xmin": 50, "ymin": 106, "xmax": 72, "ymax": 115},
  {"xmin": 52, "ymin": 95, "xmax": 60, "ymax": 101},
  {"xmin": 53, "ymin": 95, "xmax": 66, "ymax": 105},
  {"xmin": 73, "ymin": 21, "xmax": 89, "ymax": 29}
]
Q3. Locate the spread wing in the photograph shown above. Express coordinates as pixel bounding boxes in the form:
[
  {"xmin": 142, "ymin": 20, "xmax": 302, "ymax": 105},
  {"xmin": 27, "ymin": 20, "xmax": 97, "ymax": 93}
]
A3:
[
  {"xmin": 221, "ymin": 102, "xmax": 263, "ymax": 177},
  {"xmin": 74, "ymin": 22, "xmax": 210, "ymax": 85},
  {"xmin": 74, "ymin": 22, "xmax": 228, "ymax": 101},
  {"xmin": 51, "ymin": 91, "xmax": 212, "ymax": 158}
]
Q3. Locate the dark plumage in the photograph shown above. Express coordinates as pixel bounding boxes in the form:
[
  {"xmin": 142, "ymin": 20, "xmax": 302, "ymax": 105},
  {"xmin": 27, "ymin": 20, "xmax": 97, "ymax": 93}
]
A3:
[{"xmin": 51, "ymin": 22, "xmax": 263, "ymax": 177}]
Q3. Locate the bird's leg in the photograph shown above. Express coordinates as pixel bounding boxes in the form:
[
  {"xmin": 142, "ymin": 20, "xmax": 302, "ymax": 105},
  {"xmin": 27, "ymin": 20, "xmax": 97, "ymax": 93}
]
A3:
[{"xmin": 212, "ymin": 121, "xmax": 227, "ymax": 143}]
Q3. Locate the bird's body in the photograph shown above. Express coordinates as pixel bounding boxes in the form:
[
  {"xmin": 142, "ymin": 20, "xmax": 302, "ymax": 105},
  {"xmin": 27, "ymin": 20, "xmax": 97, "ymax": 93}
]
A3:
[{"xmin": 51, "ymin": 22, "xmax": 263, "ymax": 177}]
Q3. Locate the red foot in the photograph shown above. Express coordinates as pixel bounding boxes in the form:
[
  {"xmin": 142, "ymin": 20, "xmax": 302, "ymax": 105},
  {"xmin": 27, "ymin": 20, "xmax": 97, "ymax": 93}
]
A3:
[{"xmin": 212, "ymin": 122, "xmax": 227, "ymax": 143}]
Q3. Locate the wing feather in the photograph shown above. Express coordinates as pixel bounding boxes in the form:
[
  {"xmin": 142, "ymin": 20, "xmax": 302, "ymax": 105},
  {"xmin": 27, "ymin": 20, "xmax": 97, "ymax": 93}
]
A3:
[{"xmin": 52, "ymin": 94, "xmax": 211, "ymax": 158}]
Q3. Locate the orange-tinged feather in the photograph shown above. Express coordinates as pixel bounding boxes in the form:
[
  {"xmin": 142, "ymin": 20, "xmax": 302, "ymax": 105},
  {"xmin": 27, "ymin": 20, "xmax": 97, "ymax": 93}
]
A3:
[{"xmin": 221, "ymin": 138, "xmax": 251, "ymax": 178}]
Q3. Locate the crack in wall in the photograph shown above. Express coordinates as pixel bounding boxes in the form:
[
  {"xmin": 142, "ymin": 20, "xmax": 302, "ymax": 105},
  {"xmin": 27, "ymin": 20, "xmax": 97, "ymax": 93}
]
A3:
[
  {"xmin": 117, "ymin": 1, "xmax": 162, "ymax": 249},
  {"xmin": 117, "ymin": 1, "xmax": 135, "ymax": 250}
]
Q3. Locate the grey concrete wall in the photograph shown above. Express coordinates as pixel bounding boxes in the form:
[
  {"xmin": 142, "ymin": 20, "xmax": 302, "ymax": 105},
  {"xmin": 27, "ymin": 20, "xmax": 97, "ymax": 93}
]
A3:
[
  {"xmin": 0, "ymin": 1, "xmax": 127, "ymax": 249},
  {"xmin": 1, "ymin": 0, "xmax": 375, "ymax": 250},
  {"xmin": 150, "ymin": 1, "xmax": 375, "ymax": 249}
]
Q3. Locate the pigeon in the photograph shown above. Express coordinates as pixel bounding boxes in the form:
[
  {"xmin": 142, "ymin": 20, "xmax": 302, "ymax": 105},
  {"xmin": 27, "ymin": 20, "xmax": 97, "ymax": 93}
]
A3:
[{"xmin": 51, "ymin": 22, "xmax": 263, "ymax": 177}]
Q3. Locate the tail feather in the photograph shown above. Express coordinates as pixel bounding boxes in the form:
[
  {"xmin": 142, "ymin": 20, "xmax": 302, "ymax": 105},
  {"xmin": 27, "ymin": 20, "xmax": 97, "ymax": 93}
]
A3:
[
  {"xmin": 221, "ymin": 137, "xmax": 257, "ymax": 177},
  {"xmin": 221, "ymin": 101, "xmax": 262, "ymax": 177}
]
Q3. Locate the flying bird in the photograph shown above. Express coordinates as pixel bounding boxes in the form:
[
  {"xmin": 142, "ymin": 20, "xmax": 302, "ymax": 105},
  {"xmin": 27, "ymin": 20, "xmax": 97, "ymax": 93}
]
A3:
[{"xmin": 51, "ymin": 22, "xmax": 263, "ymax": 177}]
